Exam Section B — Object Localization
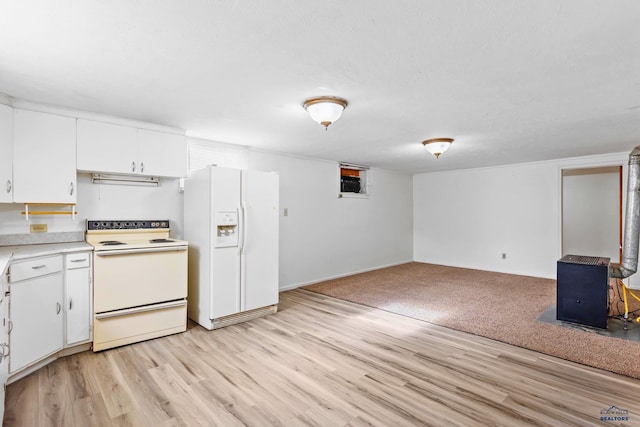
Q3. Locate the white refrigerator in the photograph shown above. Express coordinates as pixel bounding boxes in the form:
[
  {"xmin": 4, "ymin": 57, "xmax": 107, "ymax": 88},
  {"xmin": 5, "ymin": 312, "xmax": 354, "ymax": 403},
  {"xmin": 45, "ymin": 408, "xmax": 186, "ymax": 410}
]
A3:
[{"xmin": 184, "ymin": 166, "xmax": 279, "ymax": 330}]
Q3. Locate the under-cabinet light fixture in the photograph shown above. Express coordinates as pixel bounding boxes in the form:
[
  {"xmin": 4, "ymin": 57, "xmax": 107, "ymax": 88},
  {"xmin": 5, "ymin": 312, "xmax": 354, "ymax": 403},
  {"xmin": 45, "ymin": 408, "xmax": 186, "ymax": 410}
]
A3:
[{"xmin": 92, "ymin": 174, "xmax": 159, "ymax": 187}]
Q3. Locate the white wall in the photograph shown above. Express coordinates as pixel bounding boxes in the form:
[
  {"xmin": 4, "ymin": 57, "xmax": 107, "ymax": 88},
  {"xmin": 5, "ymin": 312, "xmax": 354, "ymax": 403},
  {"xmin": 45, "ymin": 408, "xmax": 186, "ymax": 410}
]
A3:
[
  {"xmin": 413, "ymin": 152, "xmax": 628, "ymax": 279},
  {"xmin": 76, "ymin": 174, "xmax": 185, "ymax": 238},
  {"xmin": 248, "ymin": 151, "xmax": 413, "ymax": 289}
]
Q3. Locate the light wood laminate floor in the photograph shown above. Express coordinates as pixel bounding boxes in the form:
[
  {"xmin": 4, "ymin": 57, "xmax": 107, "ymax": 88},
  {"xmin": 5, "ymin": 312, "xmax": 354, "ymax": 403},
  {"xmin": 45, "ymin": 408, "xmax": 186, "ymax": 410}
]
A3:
[{"xmin": 4, "ymin": 289, "xmax": 640, "ymax": 426}]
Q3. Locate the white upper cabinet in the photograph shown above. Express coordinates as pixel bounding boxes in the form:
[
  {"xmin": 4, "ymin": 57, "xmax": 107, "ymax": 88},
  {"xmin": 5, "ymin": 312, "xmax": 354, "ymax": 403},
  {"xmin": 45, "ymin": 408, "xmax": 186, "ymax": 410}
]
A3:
[
  {"xmin": 12, "ymin": 109, "xmax": 76, "ymax": 203},
  {"xmin": 76, "ymin": 119, "xmax": 138, "ymax": 175},
  {"xmin": 0, "ymin": 105, "xmax": 13, "ymax": 203},
  {"xmin": 77, "ymin": 119, "xmax": 187, "ymax": 178},
  {"xmin": 137, "ymin": 129, "xmax": 187, "ymax": 177}
]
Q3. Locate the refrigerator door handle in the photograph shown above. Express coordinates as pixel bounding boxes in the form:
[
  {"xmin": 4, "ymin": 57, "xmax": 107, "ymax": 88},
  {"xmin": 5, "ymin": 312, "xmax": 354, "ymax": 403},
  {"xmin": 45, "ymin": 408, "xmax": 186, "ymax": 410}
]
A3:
[
  {"xmin": 239, "ymin": 203, "xmax": 247, "ymax": 311},
  {"xmin": 242, "ymin": 204, "xmax": 248, "ymax": 252},
  {"xmin": 238, "ymin": 205, "xmax": 245, "ymax": 254}
]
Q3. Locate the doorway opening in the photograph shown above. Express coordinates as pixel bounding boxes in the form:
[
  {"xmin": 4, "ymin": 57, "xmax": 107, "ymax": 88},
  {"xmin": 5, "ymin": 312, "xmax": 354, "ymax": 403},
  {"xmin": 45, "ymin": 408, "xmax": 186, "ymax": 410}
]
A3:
[{"xmin": 561, "ymin": 166, "xmax": 622, "ymax": 263}]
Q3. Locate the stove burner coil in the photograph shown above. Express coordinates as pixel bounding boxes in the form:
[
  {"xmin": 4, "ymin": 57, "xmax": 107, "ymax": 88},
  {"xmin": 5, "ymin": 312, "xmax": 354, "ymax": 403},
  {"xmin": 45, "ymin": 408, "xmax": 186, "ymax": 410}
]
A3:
[
  {"xmin": 150, "ymin": 238, "xmax": 174, "ymax": 243},
  {"xmin": 99, "ymin": 240, "xmax": 126, "ymax": 246}
]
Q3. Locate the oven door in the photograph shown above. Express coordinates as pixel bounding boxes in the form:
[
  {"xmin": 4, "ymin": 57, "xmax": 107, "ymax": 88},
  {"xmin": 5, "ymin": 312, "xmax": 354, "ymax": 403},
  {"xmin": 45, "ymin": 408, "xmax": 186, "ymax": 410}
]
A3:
[{"xmin": 93, "ymin": 245, "xmax": 188, "ymax": 313}]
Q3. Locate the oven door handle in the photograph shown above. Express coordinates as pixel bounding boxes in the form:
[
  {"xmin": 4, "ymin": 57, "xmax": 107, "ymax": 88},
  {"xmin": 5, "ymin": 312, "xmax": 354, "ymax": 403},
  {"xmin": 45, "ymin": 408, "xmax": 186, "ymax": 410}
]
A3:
[
  {"xmin": 95, "ymin": 300, "xmax": 187, "ymax": 319},
  {"xmin": 95, "ymin": 246, "xmax": 188, "ymax": 256}
]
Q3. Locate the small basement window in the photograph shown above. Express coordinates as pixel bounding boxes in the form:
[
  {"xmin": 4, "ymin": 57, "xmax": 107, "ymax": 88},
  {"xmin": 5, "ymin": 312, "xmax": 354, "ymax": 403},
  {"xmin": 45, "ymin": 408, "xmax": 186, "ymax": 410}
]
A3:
[{"xmin": 338, "ymin": 163, "xmax": 369, "ymax": 198}]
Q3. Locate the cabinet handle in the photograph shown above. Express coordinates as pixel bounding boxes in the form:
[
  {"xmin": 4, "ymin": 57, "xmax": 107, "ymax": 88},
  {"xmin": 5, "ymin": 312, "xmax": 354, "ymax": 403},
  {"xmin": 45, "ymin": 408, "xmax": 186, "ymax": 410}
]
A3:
[
  {"xmin": 69, "ymin": 298, "xmax": 73, "ymax": 310},
  {"xmin": 70, "ymin": 258, "xmax": 86, "ymax": 263},
  {"xmin": 140, "ymin": 162, "xmax": 144, "ymax": 173},
  {"xmin": 69, "ymin": 182, "xmax": 74, "ymax": 196},
  {"xmin": 132, "ymin": 161, "xmax": 136, "ymax": 173},
  {"xmin": 6, "ymin": 180, "xmax": 10, "ymax": 194},
  {"xmin": 56, "ymin": 302, "xmax": 61, "ymax": 315},
  {"xmin": 7, "ymin": 321, "xmax": 12, "ymax": 334},
  {"xmin": 31, "ymin": 264, "xmax": 46, "ymax": 270},
  {"xmin": 3, "ymin": 343, "xmax": 9, "ymax": 359}
]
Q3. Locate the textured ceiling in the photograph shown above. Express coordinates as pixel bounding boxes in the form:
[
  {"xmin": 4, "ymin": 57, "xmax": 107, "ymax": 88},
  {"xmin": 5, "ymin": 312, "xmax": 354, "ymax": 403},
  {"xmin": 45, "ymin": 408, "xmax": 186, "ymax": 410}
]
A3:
[{"xmin": 0, "ymin": 1, "xmax": 638, "ymax": 173}]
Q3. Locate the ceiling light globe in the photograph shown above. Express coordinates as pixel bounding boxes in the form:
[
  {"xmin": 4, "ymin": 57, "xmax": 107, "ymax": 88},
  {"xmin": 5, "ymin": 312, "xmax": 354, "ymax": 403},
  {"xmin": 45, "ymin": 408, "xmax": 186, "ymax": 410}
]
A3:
[
  {"xmin": 303, "ymin": 96, "xmax": 348, "ymax": 129},
  {"xmin": 422, "ymin": 138, "xmax": 454, "ymax": 159}
]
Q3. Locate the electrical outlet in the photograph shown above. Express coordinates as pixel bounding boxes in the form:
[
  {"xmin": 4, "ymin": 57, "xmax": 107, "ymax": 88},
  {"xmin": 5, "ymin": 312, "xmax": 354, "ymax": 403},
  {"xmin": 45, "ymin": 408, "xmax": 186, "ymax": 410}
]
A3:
[
  {"xmin": 30, "ymin": 224, "xmax": 48, "ymax": 233},
  {"xmin": 502, "ymin": 253, "xmax": 507, "ymax": 259}
]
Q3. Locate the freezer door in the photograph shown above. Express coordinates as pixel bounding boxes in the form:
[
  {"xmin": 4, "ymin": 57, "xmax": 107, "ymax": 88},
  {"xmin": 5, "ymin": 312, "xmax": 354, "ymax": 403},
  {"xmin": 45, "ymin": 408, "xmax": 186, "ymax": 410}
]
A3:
[
  {"xmin": 241, "ymin": 170, "xmax": 279, "ymax": 311},
  {"xmin": 210, "ymin": 167, "xmax": 242, "ymax": 319}
]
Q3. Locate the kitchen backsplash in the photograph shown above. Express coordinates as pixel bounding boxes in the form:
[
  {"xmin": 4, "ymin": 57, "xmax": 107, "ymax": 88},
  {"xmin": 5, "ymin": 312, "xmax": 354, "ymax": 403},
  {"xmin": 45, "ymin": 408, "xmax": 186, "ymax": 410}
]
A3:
[{"xmin": 0, "ymin": 231, "xmax": 85, "ymax": 246}]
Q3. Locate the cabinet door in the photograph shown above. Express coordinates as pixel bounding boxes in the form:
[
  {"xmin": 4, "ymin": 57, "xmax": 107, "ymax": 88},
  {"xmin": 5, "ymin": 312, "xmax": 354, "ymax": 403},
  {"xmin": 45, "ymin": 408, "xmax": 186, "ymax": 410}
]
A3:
[
  {"xmin": 0, "ymin": 104, "xmax": 12, "ymax": 203},
  {"xmin": 65, "ymin": 267, "xmax": 91, "ymax": 345},
  {"xmin": 9, "ymin": 272, "xmax": 64, "ymax": 373},
  {"xmin": 13, "ymin": 110, "xmax": 76, "ymax": 203},
  {"xmin": 137, "ymin": 129, "xmax": 187, "ymax": 177},
  {"xmin": 77, "ymin": 119, "xmax": 138, "ymax": 174},
  {"xmin": 0, "ymin": 283, "xmax": 8, "ymax": 422}
]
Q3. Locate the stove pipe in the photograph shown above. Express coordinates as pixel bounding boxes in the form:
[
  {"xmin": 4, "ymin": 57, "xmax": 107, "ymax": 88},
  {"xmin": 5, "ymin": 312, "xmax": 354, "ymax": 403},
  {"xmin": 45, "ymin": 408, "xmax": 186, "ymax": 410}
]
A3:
[{"xmin": 610, "ymin": 146, "xmax": 640, "ymax": 278}]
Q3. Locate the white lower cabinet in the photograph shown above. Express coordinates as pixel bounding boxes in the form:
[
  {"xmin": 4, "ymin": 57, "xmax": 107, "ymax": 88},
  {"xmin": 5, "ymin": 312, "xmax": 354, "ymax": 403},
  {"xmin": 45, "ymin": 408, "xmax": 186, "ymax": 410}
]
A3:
[
  {"xmin": 64, "ymin": 251, "xmax": 92, "ymax": 346},
  {"xmin": 8, "ymin": 255, "xmax": 64, "ymax": 374},
  {"xmin": 0, "ymin": 274, "xmax": 9, "ymax": 423},
  {"xmin": 7, "ymin": 250, "xmax": 92, "ymax": 377}
]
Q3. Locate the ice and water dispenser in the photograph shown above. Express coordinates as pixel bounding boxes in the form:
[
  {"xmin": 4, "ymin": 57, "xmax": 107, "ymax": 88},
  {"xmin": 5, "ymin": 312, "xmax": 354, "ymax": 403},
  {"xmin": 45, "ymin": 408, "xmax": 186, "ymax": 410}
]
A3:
[{"xmin": 215, "ymin": 210, "xmax": 238, "ymax": 247}]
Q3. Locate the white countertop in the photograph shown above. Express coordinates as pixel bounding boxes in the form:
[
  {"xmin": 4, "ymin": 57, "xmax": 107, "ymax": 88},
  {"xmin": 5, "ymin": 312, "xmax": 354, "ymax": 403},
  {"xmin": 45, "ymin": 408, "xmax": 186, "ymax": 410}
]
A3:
[{"xmin": 0, "ymin": 241, "xmax": 92, "ymax": 277}]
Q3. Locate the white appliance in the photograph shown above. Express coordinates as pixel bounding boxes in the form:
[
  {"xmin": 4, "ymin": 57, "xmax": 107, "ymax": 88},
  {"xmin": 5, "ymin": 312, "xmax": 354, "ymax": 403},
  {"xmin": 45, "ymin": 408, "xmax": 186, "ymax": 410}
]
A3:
[
  {"xmin": 184, "ymin": 166, "xmax": 279, "ymax": 330},
  {"xmin": 86, "ymin": 220, "xmax": 188, "ymax": 351}
]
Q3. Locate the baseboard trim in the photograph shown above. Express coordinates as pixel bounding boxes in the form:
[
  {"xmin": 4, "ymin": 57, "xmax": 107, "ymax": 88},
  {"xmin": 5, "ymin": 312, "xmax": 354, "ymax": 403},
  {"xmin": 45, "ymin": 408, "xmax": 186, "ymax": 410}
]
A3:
[{"xmin": 279, "ymin": 259, "xmax": 414, "ymax": 292}]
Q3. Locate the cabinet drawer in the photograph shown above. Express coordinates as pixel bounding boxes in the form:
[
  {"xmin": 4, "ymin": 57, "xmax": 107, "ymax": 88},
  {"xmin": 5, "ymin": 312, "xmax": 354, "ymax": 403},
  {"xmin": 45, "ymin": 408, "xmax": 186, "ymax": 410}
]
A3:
[
  {"xmin": 93, "ymin": 301, "xmax": 186, "ymax": 351},
  {"xmin": 65, "ymin": 252, "xmax": 91, "ymax": 269},
  {"xmin": 9, "ymin": 255, "xmax": 63, "ymax": 283}
]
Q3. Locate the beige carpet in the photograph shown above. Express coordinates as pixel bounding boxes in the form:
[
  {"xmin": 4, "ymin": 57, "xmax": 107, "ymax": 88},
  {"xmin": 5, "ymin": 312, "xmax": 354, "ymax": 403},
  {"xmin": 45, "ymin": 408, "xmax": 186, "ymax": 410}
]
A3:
[{"xmin": 304, "ymin": 262, "xmax": 640, "ymax": 379}]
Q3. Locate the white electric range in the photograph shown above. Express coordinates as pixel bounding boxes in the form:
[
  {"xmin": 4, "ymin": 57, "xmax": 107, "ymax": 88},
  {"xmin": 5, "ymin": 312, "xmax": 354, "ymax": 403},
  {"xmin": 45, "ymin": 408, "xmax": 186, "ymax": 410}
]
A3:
[{"xmin": 86, "ymin": 220, "xmax": 188, "ymax": 351}]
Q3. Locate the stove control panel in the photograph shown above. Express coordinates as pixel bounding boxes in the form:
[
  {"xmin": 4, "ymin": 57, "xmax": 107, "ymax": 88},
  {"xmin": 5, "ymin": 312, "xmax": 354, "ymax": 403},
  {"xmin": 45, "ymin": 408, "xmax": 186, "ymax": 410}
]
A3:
[{"xmin": 87, "ymin": 220, "xmax": 170, "ymax": 230}]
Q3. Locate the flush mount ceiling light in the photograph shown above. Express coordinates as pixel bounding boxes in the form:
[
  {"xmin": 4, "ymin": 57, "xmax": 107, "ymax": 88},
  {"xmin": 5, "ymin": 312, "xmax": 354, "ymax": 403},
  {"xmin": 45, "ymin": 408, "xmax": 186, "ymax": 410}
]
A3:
[
  {"xmin": 303, "ymin": 96, "xmax": 348, "ymax": 130},
  {"xmin": 422, "ymin": 138, "xmax": 454, "ymax": 159}
]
